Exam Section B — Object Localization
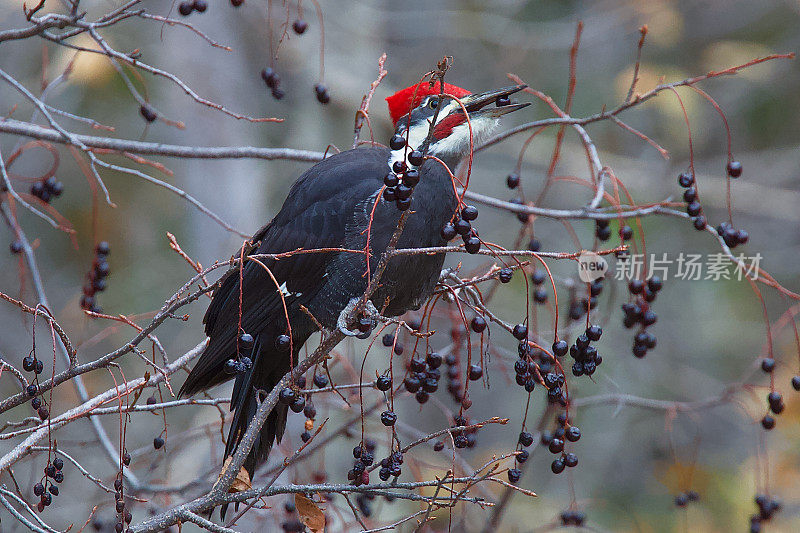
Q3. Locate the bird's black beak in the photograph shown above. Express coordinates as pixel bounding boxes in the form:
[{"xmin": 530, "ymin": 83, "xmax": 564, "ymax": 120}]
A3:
[{"xmin": 460, "ymin": 85, "xmax": 530, "ymax": 118}]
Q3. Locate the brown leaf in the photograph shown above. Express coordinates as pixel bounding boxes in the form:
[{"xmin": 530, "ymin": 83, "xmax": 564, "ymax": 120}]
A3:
[
  {"xmin": 217, "ymin": 457, "xmax": 251, "ymax": 493},
  {"xmin": 295, "ymin": 493, "xmax": 325, "ymax": 533}
]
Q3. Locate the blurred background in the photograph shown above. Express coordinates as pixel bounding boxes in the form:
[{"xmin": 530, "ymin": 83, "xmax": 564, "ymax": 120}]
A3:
[{"xmin": 1, "ymin": 0, "xmax": 799, "ymax": 531}]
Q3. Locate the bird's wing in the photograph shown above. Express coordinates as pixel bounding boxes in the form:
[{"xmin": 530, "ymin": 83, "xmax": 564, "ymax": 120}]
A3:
[{"xmin": 180, "ymin": 147, "xmax": 389, "ymax": 396}]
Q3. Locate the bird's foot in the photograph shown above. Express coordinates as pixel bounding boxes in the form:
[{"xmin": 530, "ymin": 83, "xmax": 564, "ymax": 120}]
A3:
[{"xmin": 337, "ymin": 297, "xmax": 379, "ymax": 337}]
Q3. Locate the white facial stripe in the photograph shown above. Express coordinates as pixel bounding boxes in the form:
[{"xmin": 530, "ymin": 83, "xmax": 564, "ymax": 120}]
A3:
[
  {"xmin": 428, "ymin": 116, "xmax": 500, "ymax": 159},
  {"xmin": 389, "ymin": 122, "xmax": 429, "ymax": 169}
]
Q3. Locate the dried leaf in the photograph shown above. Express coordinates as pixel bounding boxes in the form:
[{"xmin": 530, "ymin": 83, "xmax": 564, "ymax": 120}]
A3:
[
  {"xmin": 217, "ymin": 457, "xmax": 251, "ymax": 493},
  {"xmin": 295, "ymin": 493, "xmax": 325, "ymax": 533}
]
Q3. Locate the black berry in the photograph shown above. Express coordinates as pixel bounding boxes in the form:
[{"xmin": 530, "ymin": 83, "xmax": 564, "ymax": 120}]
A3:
[
  {"xmin": 727, "ymin": 160, "xmax": 742, "ymax": 178},
  {"xmin": 292, "ymin": 19, "xmax": 308, "ymax": 34},
  {"xmin": 506, "ymin": 173, "xmax": 520, "ymax": 189},
  {"xmin": 389, "ymin": 134, "xmax": 405, "ymax": 150},
  {"xmin": 178, "ymin": 1, "xmax": 193, "ymax": 16},
  {"xmin": 470, "ymin": 316, "xmax": 487, "ymax": 333},
  {"xmin": 461, "ymin": 205, "xmax": 478, "ymax": 221},
  {"xmin": 565, "ymin": 426, "xmax": 581, "ymax": 442},
  {"xmin": 314, "ymin": 84, "xmax": 330, "ymax": 104},
  {"xmin": 279, "ymin": 387, "xmax": 296, "ymax": 405},
  {"xmin": 678, "ymin": 172, "xmax": 694, "ymax": 188},
  {"xmin": 468, "ymin": 364, "xmax": 483, "ymax": 381},
  {"xmin": 376, "ymin": 375, "xmax": 392, "ymax": 391},
  {"xmin": 380, "ymin": 411, "xmax": 397, "ymax": 426}
]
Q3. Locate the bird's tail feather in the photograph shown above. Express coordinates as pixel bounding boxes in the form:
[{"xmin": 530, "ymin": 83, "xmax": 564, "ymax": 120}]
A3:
[{"xmin": 220, "ymin": 336, "xmax": 290, "ymax": 519}]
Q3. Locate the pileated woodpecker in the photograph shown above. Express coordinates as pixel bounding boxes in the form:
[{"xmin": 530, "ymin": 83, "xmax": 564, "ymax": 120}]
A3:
[{"xmin": 179, "ymin": 81, "xmax": 528, "ymax": 479}]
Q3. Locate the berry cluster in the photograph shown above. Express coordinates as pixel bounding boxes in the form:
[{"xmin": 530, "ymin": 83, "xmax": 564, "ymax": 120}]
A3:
[
  {"xmin": 178, "ymin": 0, "xmax": 206, "ymax": 16},
  {"xmin": 569, "ymin": 325, "xmax": 604, "ymax": 377},
  {"xmin": 113, "ymin": 476, "xmax": 133, "ymax": 531},
  {"xmin": 750, "ymin": 494, "xmax": 781, "ymax": 532},
  {"xmin": 560, "ymin": 510, "xmax": 587, "ymax": 526},
  {"xmin": 382, "ymin": 138, "xmax": 425, "ymax": 211},
  {"xmin": 22, "ymin": 353, "xmax": 48, "ymax": 419},
  {"xmin": 716, "ymin": 221, "xmax": 749, "ymax": 249},
  {"xmin": 440, "ymin": 204, "xmax": 481, "ymax": 254},
  {"xmin": 530, "ymin": 268, "xmax": 548, "ymax": 304},
  {"xmin": 295, "ymin": 374, "xmax": 320, "ymax": 442},
  {"xmin": 594, "ymin": 219, "xmax": 610, "ymax": 241},
  {"xmin": 33, "ymin": 456, "xmax": 64, "ymax": 511},
  {"xmin": 30, "ymin": 176, "xmax": 64, "ymax": 204},
  {"xmin": 260, "ymin": 68, "xmax": 329, "ymax": 103},
  {"xmin": 401, "ymin": 348, "xmax": 442, "ymax": 405},
  {"xmin": 452, "ymin": 414, "xmax": 479, "ymax": 449},
  {"xmin": 261, "ymin": 67, "xmax": 284, "ymax": 100},
  {"xmin": 540, "ymin": 413, "xmax": 581, "ymax": 474},
  {"xmin": 223, "ymin": 332, "xmax": 256, "ymax": 375},
  {"xmin": 348, "ymin": 440, "xmax": 375, "ymax": 486},
  {"xmin": 542, "ymin": 365, "xmax": 567, "ymax": 406},
  {"xmin": 278, "ymin": 381, "xmax": 307, "ymax": 416},
  {"xmin": 674, "ymin": 490, "xmax": 699, "ymax": 507},
  {"xmin": 595, "ymin": 218, "xmax": 633, "ymax": 243},
  {"xmin": 622, "ymin": 276, "xmax": 661, "ymax": 358},
  {"xmin": 378, "ymin": 450, "xmax": 404, "ymax": 481},
  {"xmin": 81, "ymin": 241, "xmax": 110, "ymax": 313},
  {"xmin": 760, "ymin": 390, "xmax": 785, "ymax": 430},
  {"xmin": 445, "ymin": 352, "xmax": 466, "ymax": 403},
  {"xmin": 513, "ymin": 332, "xmax": 547, "ymax": 394},
  {"xmin": 507, "ymin": 430, "xmax": 534, "ymax": 483},
  {"xmin": 676, "ymin": 171, "xmax": 708, "ymax": 230}
]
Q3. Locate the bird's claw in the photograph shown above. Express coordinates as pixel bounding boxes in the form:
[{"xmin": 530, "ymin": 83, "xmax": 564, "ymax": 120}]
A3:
[
  {"xmin": 337, "ymin": 297, "xmax": 379, "ymax": 337},
  {"xmin": 338, "ymin": 325, "xmax": 361, "ymax": 337}
]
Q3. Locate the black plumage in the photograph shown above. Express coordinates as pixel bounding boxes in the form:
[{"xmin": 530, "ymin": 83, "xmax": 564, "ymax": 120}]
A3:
[{"xmin": 179, "ymin": 146, "xmax": 456, "ymax": 477}]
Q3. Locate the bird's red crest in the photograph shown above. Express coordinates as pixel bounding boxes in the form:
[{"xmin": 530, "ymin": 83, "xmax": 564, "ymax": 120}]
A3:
[{"xmin": 386, "ymin": 81, "xmax": 471, "ymax": 126}]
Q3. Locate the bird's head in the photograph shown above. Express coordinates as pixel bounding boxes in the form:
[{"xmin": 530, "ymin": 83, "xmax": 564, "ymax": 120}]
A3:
[{"xmin": 386, "ymin": 81, "xmax": 529, "ymax": 168}]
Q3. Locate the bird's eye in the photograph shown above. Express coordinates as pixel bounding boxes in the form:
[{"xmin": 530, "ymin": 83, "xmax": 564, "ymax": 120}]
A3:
[{"xmin": 428, "ymin": 98, "xmax": 438, "ymax": 109}]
